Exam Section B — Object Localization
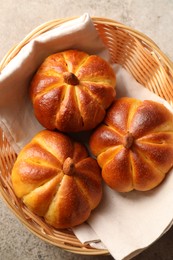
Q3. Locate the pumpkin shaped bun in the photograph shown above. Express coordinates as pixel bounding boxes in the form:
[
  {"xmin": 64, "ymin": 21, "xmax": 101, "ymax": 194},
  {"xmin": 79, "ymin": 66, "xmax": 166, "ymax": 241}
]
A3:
[
  {"xmin": 11, "ymin": 130, "xmax": 102, "ymax": 229},
  {"xmin": 30, "ymin": 50, "xmax": 116, "ymax": 132},
  {"xmin": 89, "ymin": 97, "xmax": 173, "ymax": 192}
]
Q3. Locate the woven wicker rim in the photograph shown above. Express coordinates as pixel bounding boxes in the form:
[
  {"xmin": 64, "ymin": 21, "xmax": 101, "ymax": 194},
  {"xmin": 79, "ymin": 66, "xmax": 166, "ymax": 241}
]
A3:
[
  {"xmin": 0, "ymin": 16, "xmax": 173, "ymax": 256},
  {"xmin": 1, "ymin": 16, "xmax": 173, "ymax": 72}
]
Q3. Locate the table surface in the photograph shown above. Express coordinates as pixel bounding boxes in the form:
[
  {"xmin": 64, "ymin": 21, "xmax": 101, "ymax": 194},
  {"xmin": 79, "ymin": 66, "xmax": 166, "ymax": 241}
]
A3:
[{"xmin": 0, "ymin": 1, "xmax": 173, "ymax": 260}]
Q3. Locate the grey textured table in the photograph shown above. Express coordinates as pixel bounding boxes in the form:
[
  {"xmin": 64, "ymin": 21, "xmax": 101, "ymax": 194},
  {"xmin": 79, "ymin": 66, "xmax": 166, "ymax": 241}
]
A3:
[{"xmin": 0, "ymin": 1, "xmax": 173, "ymax": 259}]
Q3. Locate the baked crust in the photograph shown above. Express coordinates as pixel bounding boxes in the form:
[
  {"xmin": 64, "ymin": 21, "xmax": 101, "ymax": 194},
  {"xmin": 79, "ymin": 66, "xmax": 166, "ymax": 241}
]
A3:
[
  {"xmin": 89, "ymin": 97, "xmax": 173, "ymax": 192},
  {"xmin": 30, "ymin": 50, "xmax": 116, "ymax": 132},
  {"xmin": 11, "ymin": 130, "xmax": 102, "ymax": 229}
]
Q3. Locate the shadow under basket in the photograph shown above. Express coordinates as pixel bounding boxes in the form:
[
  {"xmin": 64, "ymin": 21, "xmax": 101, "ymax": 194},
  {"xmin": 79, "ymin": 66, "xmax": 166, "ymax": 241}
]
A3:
[{"xmin": 0, "ymin": 16, "xmax": 173, "ymax": 256}]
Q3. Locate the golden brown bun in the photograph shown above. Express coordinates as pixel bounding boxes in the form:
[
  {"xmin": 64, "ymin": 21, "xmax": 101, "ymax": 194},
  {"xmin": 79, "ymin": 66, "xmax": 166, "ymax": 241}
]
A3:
[
  {"xmin": 11, "ymin": 130, "xmax": 102, "ymax": 229},
  {"xmin": 30, "ymin": 49, "xmax": 116, "ymax": 132},
  {"xmin": 89, "ymin": 97, "xmax": 173, "ymax": 192}
]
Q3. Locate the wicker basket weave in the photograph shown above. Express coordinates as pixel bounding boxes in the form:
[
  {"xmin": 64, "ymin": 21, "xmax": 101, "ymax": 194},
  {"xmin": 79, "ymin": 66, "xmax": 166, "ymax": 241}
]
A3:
[{"xmin": 0, "ymin": 16, "xmax": 173, "ymax": 256}]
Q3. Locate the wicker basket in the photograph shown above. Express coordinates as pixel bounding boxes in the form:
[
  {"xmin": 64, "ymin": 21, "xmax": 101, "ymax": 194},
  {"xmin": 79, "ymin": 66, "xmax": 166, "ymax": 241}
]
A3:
[{"xmin": 0, "ymin": 16, "xmax": 173, "ymax": 256}]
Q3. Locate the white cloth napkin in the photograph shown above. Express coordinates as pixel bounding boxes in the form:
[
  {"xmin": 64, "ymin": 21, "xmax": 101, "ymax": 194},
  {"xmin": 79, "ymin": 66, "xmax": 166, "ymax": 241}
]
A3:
[{"xmin": 1, "ymin": 13, "xmax": 173, "ymax": 260}]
